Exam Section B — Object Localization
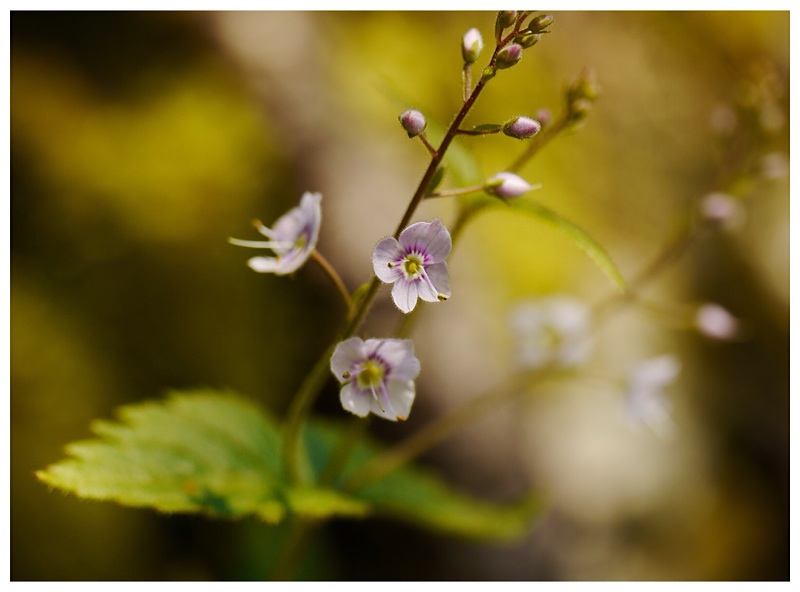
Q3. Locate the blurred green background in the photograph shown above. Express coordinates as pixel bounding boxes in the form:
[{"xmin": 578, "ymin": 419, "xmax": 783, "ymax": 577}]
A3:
[{"xmin": 11, "ymin": 11, "xmax": 789, "ymax": 580}]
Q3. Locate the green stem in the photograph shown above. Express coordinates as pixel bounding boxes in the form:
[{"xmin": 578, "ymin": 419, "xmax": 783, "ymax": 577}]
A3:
[{"xmin": 281, "ymin": 41, "xmax": 503, "ymax": 487}]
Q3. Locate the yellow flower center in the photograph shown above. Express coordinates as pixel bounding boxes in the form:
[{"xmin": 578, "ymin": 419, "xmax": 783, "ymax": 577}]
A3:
[
  {"xmin": 403, "ymin": 254, "xmax": 424, "ymax": 278},
  {"xmin": 357, "ymin": 359, "xmax": 385, "ymax": 390}
]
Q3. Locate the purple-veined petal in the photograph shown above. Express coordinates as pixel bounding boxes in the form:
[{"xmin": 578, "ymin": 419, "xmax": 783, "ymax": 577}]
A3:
[
  {"xmin": 340, "ymin": 383, "xmax": 372, "ymax": 418},
  {"xmin": 372, "ymin": 339, "xmax": 420, "ymax": 381},
  {"xmin": 372, "ymin": 237, "xmax": 405, "ymax": 283},
  {"xmin": 330, "ymin": 337, "xmax": 367, "ymax": 382},
  {"xmin": 398, "ymin": 218, "xmax": 452, "ymax": 263},
  {"xmin": 421, "ymin": 261, "xmax": 450, "ymax": 300},
  {"xmin": 391, "ymin": 278, "xmax": 419, "ymax": 313}
]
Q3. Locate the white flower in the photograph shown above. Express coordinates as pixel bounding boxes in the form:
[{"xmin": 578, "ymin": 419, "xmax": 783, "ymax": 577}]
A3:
[
  {"xmin": 372, "ymin": 219, "xmax": 452, "ymax": 314},
  {"xmin": 510, "ymin": 296, "xmax": 591, "ymax": 370},
  {"xmin": 228, "ymin": 191, "xmax": 321, "ymax": 275},
  {"xmin": 330, "ymin": 337, "xmax": 420, "ymax": 422},
  {"xmin": 624, "ymin": 355, "xmax": 680, "ymax": 437}
]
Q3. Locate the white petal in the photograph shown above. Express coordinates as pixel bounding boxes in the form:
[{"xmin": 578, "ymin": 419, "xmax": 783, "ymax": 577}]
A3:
[
  {"xmin": 373, "ymin": 339, "xmax": 420, "ymax": 381},
  {"xmin": 391, "ymin": 278, "xmax": 419, "ymax": 313},
  {"xmin": 386, "ymin": 379, "xmax": 416, "ymax": 421},
  {"xmin": 372, "ymin": 237, "xmax": 404, "ymax": 283},
  {"xmin": 330, "ymin": 337, "xmax": 366, "ymax": 382},
  {"xmin": 424, "ymin": 262, "xmax": 450, "ymax": 299},
  {"xmin": 247, "ymin": 256, "xmax": 282, "ymax": 273},
  {"xmin": 340, "ymin": 383, "xmax": 372, "ymax": 418}
]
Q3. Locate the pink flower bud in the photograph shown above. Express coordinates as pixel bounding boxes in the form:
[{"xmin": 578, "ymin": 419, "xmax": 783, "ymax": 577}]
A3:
[
  {"xmin": 495, "ymin": 43, "xmax": 523, "ymax": 69},
  {"xmin": 535, "ymin": 108, "xmax": 553, "ymax": 127},
  {"xmin": 503, "ymin": 115, "xmax": 541, "ymax": 139},
  {"xmin": 486, "ymin": 172, "xmax": 533, "ymax": 198},
  {"xmin": 398, "ymin": 109, "xmax": 427, "ymax": 138},
  {"xmin": 462, "ymin": 28, "xmax": 483, "ymax": 64}
]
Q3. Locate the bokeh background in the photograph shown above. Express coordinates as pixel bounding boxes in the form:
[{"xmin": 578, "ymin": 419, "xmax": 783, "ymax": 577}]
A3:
[{"xmin": 11, "ymin": 11, "xmax": 789, "ymax": 580}]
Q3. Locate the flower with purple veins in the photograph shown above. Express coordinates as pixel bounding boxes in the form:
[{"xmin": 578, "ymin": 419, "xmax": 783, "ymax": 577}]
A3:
[
  {"xmin": 228, "ymin": 191, "xmax": 321, "ymax": 275},
  {"xmin": 331, "ymin": 337, "xmax": 420, "ymax": 421},
  {"xmin": 372, "ymin": 218, "xmax": 452, "ymax": 314}
]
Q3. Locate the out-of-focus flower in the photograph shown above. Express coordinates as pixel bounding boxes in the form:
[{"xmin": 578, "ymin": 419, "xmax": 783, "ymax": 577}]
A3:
[
  {"xmin": 372, "ymin": 218, "xmax": 452, "ymax": 314},
  {"xmin": 695, "ymin": 303, "xmax": 738, "ymax": 341},
  {"xmin": 760, "ymin": 152, "xmax": 789, "ymax": 179},
  {"xmin": 510, "ymin": 296, "xmax": 591, "ymax": 370},
  {"xmin": 462, "ymin": 28, "xmax": 484, "ymax": 64},
  {"xmin": 228, "ymin": 192, "xmax": 321, "ymax": 275},
  {"xmin": 486, "ymin": 172, "xmax": 535, "ymax": 198},
  {"xmin": 624, "ymin": 355, "xmax": 680, "ymax": 437},
  {"xmin": 398, "ymin": 109, "xmax": 427, "ymax": 138},
  {"xmin": 330, "ymin": 337, "xmax": 420, "ymax": 421},
  {"xmin": 699, "ymin": 192, "xmax": 745, "ymax": 228}
]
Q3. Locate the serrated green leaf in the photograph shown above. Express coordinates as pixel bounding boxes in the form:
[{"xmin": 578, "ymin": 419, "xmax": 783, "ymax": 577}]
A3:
[
  {"xmin": 510, "ymin": 199, "xmax": 628, "ymax": 292},
  {"xmin": 39, "ymin": 392, "xmax": 544, "ymax": 541},
  {"xmin": 37, "ymin": 390, "xmax": 289, "ymax": 521}
]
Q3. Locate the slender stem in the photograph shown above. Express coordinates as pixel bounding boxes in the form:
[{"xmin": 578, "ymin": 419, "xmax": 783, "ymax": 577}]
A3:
[
  {"xmin": 425, "ymin": 183, "xmax": 485, "ymax": 199},
  {"xmin": 418, "ymin": 133, "xmax": 438, "ymax": 157},
  {"xmin": 462, "ymin": 64, "xmax": 471, "ymax": 102},
  {"xmin": 281, "ymin": 30, "xmax": 508, "ymax": 488},
  {"xmin": 310, "ymin": 250, "xmax": 353, "ymax": 313},
  {"xmin": 318, "ymin": 415, "xmax": 372, "ymax": 486}
]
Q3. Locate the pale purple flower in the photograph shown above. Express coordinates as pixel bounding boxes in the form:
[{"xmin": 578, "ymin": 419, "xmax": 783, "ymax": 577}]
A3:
[
  {"xmin": 486, "ymin": 172, "xmax": 535, "ymax": 198},
  {"xmin": 510, "ymin": 296, "xmax": 591, "ymax": 370},
  {"xmin": 330, "ymin": 337, "xmax": 420, "ymax": 421},
  {"xmin": 624, "ymin": 355, "xmax": 680, "ymax": 437},
  {"xmin": 372, "ymin": 218, "xmax": 452, "ymax": 314},
  {"xmin": 695, "ymin": 303, "xmax": 738, "ymax": 340},
  {"xmin": 228, "ymin": 192, "xmax": 321, "ymax": 275}
]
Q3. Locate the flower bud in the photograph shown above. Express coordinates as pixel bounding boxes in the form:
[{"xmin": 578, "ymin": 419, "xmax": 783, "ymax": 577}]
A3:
[
  {"xmin": 695, "ymin": 304, "xmax": 738, "ymax": 341},
  {"xmin": 495, "ymin": 11, "xmax": 517, "ymax": 37},
  {"xmin": 528, "ymin": 14, "xmax": 554, "ymax": 33},
  {"xmin": 461, "ymin": 28, "xmax": 484, "ymax": 64},
  {"xmin": 398, "ymin": 109, "xmax": 427, "ymax": 138},
  {"xmin": 495, "ymin": 43, "xmax": 523, "ymax": 69},
  {"xmin": 486, "ymin": 172, "xmax": 533, "ymax": 198},
  {"xmin": 503, "ymin": 115, "xmax": 541, "ymax": 139},
  {"xmin": 516, "ymin": 32, "xmax": 542, "ymax": 49}
]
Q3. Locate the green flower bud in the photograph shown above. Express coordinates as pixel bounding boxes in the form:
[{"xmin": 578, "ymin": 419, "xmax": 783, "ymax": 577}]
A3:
[
  {"xmin": 495, "ymin": 11, "xmax": 517, "ymax": 37},
  {"xmin": 495, "ymin": 43, "xmax": 523, "ymax": 69},
  {"xmin": 528, "ymin": 14, "xmax": 554, "ymax": 33}
]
